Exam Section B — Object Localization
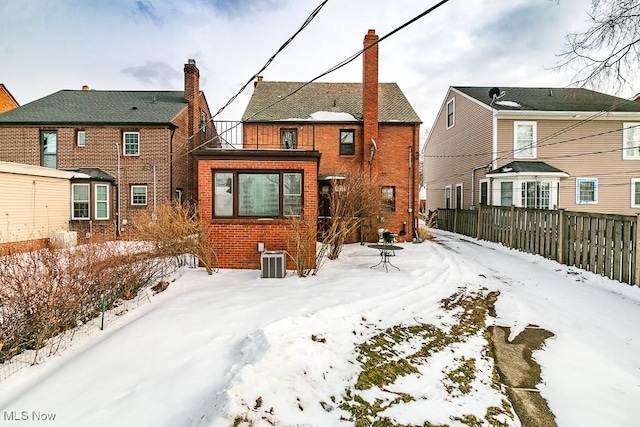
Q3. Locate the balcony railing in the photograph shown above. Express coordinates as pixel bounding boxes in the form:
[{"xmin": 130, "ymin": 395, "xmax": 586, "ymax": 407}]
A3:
[{"xmin": 212, "ymin": 121, "xmax": 317, "ymax": 150}]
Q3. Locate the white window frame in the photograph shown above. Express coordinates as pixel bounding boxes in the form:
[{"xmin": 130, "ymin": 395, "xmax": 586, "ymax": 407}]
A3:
[
  {"xmin": 445, "ymin": 185, "xmax": 452, "ymax": 209},
  {"xmin": 631, "ymin": 178, "xmax": 640, "ymax": 208},
  {"xmin": 500, "ymin": 181, "xmax": 514, "ymax": 206},
  {"xmin": 446, "ymin": 98, "xmax": 455, "ymax": 129},
  {"xmin": 95, "ymin": 184, "xmax": 109, "ymax": 220},
  {"xmin": 622, "ymin": 122, "xmax": 640, "ymax": 160},
  {"xmin": 513, "ymin": 121, "xmax": 537, "ymax": 159},
  {"xmin": 131, "ymin": 185, "xmax": 148, "ymax": 206},
  {"xmin": 123, "ymin": 131, "xmax": 140, "ymax": 156},
  {"xmin": 576, "ymin": 177, "xmax": 598, "ymax": 204},
  {"xmin": 77, "ymin": 130, "xmax": 86, "ymax": 147},
  {"xmin": 72, "ymin": 183, "xmax": 90, "ymax": 220},
  {"xmin": 455, "ymin": 183, "xmax": 463, "ymax": 209}
]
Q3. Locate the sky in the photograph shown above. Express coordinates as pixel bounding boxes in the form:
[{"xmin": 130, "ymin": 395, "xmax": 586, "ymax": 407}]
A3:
[
  {"xmin": 1, "ymin": 229, "xmax": 639, "ymax": 426},
  {"xmin": 3, "ymin": 0, "xmax": 632, "ymax": 139}
]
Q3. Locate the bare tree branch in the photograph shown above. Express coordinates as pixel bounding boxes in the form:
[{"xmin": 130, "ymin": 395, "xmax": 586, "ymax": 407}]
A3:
[{"xmin": 554, "ymin": 0, "xmax": 640, "ymax": 94}]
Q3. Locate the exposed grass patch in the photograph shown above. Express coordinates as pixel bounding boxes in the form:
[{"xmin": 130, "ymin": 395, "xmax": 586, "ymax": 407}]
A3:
[{"xmin": 339, "ymin": 288, "xmax": 515, "ymax": 426}]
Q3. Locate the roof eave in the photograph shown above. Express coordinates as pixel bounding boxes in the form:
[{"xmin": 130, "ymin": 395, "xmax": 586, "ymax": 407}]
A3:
[{"xmin": 495, "ymin": 110, "xmax": 640, "ymax": 120}]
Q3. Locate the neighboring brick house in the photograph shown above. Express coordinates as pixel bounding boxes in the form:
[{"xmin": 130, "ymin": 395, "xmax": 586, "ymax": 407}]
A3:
[
  {"xmin": 0, "ymin": 60, "xmax": 215, "ymax": 237},
  {"xmin": 0, "ymin": 84, "xmax": 19, "ymax": 113},
  {"xmin": 196, "ymin": 30, "xmax": 421, "ymax": 271},
  {"xmin": 424, "ymin": 86, "xmax": 640, "ymax": 215}
]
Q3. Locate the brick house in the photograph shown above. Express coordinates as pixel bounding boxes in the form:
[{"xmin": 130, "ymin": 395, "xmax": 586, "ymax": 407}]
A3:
[
  {"xmin": 0, "ymin": 60, "xmax": 215, "ymax": 237},
  {"xmin": 424, "ymin": 86, "xmax": 640, "ymax": 214},
  {"xmin": 0, "ymin": 84, "xmax": 19, "ymax": 113},
  {"xmin": 197, "ymin": 30, "xmax": 421, "ymax": 270}
]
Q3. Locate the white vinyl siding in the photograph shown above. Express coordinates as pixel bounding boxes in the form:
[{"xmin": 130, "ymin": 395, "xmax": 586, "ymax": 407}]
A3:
[{"xmin": 514, "ymin": 121, "xmax": 536, "ymax": 159}]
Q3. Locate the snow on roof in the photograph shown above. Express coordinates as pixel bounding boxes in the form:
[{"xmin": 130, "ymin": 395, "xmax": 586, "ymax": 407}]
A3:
[
  {"xmin": 494, "ymin": 100, "xmax": 522, "ymax": 108},
  {"xmin": 309, "ymin": 111, "xmax": 357, "ymax": 121}
]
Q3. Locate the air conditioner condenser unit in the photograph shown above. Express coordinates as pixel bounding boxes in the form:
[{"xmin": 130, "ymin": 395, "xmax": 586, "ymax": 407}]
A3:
[{"xmin": 261, "ymin": 251, "xmax": 286, "ymax": 278}]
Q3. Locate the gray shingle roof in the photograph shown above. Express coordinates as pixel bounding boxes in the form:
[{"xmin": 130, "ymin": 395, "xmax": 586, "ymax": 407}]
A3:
[
  {"xmin": 454, "ymin": 86, "xmax": 640, "ymax": 113},
  {"xmin": 242, "ymin": 81, "xmax": 421, "ymax": 123},
  {"xmin": 487, "ymin": 161, "xmax": 568, "ymax": 175},
  {"xmin": 0, "ymin": 90, "xmax": 188, "ymax": 125}
]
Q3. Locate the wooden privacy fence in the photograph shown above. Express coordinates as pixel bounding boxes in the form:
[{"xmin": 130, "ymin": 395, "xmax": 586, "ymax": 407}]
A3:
[{"xmin": 436, "ymin": 206, "xmax": 639, "ymax": 286}]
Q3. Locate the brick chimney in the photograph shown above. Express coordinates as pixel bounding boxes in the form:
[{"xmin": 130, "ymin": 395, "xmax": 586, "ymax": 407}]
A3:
[
  {"xmin": 363, "ymin": 29, "xmax": 379, "ymax": 165},
  {"xmin": 184, "ymin": 59, "xmax": 200, "ymax": 136},
  {"xmin": 184, "ymin": 59, "xmax": 200, "ymax": 202}
]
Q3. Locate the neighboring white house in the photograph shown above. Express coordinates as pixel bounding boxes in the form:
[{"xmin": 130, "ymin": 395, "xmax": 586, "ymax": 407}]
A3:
[{"xmin": 0, "ymin": 161, "xmax": 75, "ymax": 245}]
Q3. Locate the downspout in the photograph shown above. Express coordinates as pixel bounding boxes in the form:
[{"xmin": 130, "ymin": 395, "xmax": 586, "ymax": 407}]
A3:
[
  {"xmin": 169, "ymin": 127, "xmax": 175, "ymax": 201},
  {"xmin": 114, "ymin": 141, "xmax": 121, "ymax": 237},
  {"xmin": 471, "ymin": 164, "xmax": 488, "ymax": 208},
  {"xmin": 491, "ymin": 108, "xmax": 498, "ymax": 170}
]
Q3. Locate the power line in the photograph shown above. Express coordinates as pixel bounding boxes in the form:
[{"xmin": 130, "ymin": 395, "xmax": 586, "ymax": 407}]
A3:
[{"xmin": 182, "ymin": 0, "xmax": 453, "ymax": 158}]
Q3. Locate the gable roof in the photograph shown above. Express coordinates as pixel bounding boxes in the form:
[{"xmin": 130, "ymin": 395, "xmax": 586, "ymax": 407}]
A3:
[
  {"xmin": 454, "ymin": 87, "xmax": 640, "ymax": 113},
  {"xmin": 242, "ymin": 81, "xmax": 421, "ymax": 123},
  {"xmin": 0, "ymin": 90, "xmax": 188, "ymax": 125},
  {"xmin": 0, "ymin": 84, "xmax": 19, "ymax": 113},
  {"xmin": 487, "ymin": 161, "xmax": 569, "ymax": 177}
]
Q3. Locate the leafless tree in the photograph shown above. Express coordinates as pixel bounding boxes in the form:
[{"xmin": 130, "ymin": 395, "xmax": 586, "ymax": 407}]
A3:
[{"xmin": 555, "ymin": 0, "xmax": 640, "ymax": 93}]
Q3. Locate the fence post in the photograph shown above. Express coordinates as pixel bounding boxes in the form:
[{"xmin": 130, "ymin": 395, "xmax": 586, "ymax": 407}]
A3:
[
  {"xmin": 476, "ymin": 204, "xmax": 483, "ymax": 240},
  {"xmin": 509, "ymin": 205, "xmax": 515, "ymax": 249},
  {"xmin": 635, "ymin": 214, "xmax": 640, "ymax": 286},
  {"xmin": 454, "ymin": 209, "xmax": 458, "ymax": 234},
  {"xmin": 558, "ymin": 209, "xmax": 565, "ymax": 265}
]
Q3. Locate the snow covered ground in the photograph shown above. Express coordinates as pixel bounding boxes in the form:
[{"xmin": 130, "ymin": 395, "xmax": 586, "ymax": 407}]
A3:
[{"xmin": 1, "ymin": 229, "xmax": 639, "ymax": 426}]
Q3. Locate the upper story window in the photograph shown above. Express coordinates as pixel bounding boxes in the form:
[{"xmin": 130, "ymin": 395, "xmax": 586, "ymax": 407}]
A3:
[
  {"xmin": 446, "ymin": 98, "xmax": 455, "ymax": 129},
  {"xmin": 281, "ymin": 129, "xmax": 297, "ymax": 149},
  {"xmin": 382, "ymin": 186, "xmax": 396, "ymax": 211},
  {"xmin": 40, "ymin": 130, "xmax": 57, "ymax": 168},
  {"xmin": 77, "ymin": 130, "xmax": 86, "ymax": 147},
  {"xmin": 576, "ymin": 177, "xmax": 598, "ymax": 204},
  {"xmin": 514, "ymin": 121, "xmax": 536, "ymax": 159},
  {"xmin": 72, "ymin": 183, "xmax": 90, "ymax": 220},
  {"xmin": 622, "ymin": 122, "xmax": 640, "ymax": 159},
  {"xmin": 200, "ymin": 110, "xmax": 207, "ymax": 134},
  {"xmin": 123, "ymin": 132, "xmax": 140, "ymax": 156},
  {"xmin": 131, "ymin": 185, "xmax": 148, "ymax": 206},
  {"xmin": 340, "ymin": 129, "xmax": 355, "ymax": 155},
  {"xmin": 213, "ymin": 170, "xmax": 303, "ymax": 218}
]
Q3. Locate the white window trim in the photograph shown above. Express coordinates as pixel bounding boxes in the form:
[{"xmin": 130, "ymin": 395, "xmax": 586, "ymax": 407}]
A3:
[
  {"xmin": 479, "ymin": 178, "xmax": 489, "ymax": 206},
  {"xmin": 622, "ymin": 122, "xmax": 640, "ymax": 160},
  {"xmin": 513, "ymin": 121, "xmax": 537, "ymax": 159},
  {"xmin": 77, "ymin": 130, "xmax": 86, "ymax": 147},
  {"xmin": 95, "ymin": 184, "xmax": 109, "ymax": 220},
  {"xmin": 123, "ymin": 131, "xmax": 140, "ymax": 156},
  {"xmin": 445, "ymin": 185, "xmax": 452, "ymax": 208},
  {"xmin": 71, "ymin": 183, "xmax": 90, "ymax": 220},
  {"xmin": 631, "ymin": 178, "xmax": 640, "ymax": 208},
  {"xmin": 131, "ymin": 185, "xmax": 148, "ymax": 206},
  {"xmin": 455, "ymin": 183, "xmax": 463, "ymax": 209},
  {"xmin": 446, "ymin": 98, "xmax": 455, "ymax": 129},
  {"xmin": 576, "ymin": 177, "xmax": 598, "ymax": 204}
]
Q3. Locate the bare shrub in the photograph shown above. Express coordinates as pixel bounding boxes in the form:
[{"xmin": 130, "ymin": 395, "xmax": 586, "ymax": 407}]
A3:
[
  {"xmin": 132, "ymin": 202, "xmax": 216, "ymax": 275},
  {"xmin": 418, "ymin": 211, "xmax": 438, "ymax": 241},
  {"xmin": 0, "ymin": 239, "xmax": 175, "ymax": 365},
  {"xmin": 319, "ymin": 172, "xmax": 388, "ymax": 262},
  {"xmin": 286, "ymin": 213, "xmax": 318, "ymax": 277}
]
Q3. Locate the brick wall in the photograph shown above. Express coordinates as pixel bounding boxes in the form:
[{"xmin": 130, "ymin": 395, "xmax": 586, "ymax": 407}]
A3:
[{"xmin": 197, "ymin": 152, "xmax": 319, "ymax": 270}]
